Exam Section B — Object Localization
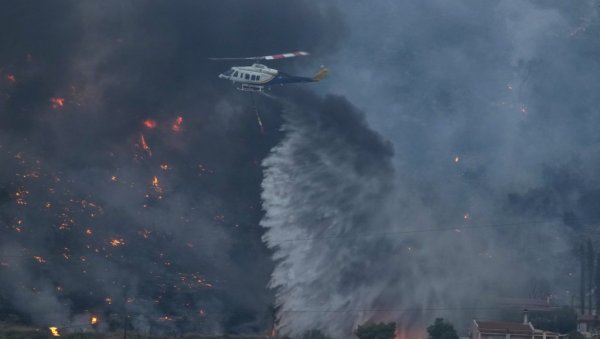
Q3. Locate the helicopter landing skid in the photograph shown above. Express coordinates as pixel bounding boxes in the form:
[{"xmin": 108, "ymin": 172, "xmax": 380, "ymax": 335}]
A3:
[{"xmin": 237, "ymin": 83, "xmax": 267, "ymax": 92}]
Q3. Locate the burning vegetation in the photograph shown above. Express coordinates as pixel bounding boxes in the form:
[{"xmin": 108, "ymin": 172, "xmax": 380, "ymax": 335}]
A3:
[{"xmin": 50, "ymin": 97, "xmax": 65, "ymax": 109}]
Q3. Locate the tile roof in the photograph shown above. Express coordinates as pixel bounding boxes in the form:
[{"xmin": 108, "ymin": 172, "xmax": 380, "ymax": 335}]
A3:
[{"xmin": 474, "ymin": 320, "xmax": 533, "ymax": 335}]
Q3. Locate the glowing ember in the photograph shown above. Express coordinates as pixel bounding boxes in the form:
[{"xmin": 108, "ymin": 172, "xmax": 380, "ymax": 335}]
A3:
[
  {"xmin": 171, "ymin": 116, "xmax": 183, "ymax": 132},
  {"xmin": 6, "ymin": 74, "xmax": 15, "ymax": 82},
  {"xmin": 140, "ymin": 134, "xmax": 152, "ymax": 156},
  {"xmin": 50, "ymin": 97, "xmax": 65, "ymax": 109},
  {"xmin": 110, "ymin": 238, "xmax": 125, "ymax": 247},
  {"xmin": 453, "ymin": 155, "xmax": 460, "ymax": 163},
  {"xmin": 90, "ymin": 316, "xmax": 98, "ymax": 325},
  {"xmin": 105, "ymin": 296, "xmax": 112, "ymax": 305},
  {"xmin": 14, "ymin": 187, "xmax": 28, "ymax": 205},
  {"xmin": 143, "ymin": 119, "xmax": 157, "ymax": 129},
  {"xmin": 160, "ymin": 164, "xmax": 169, "ymax": 171},
  {"xmin": 152, "ymin": 176, "xmax": 162, "ymax": 192},
  {"xmin": 33, "ymin": 256, "xmax": 46, "ymax": 264},
  {"xmin": 49, "ymin": 326, "xmax": 60, "ymax": 336},
  {"xmin": 85, "ymin": 229, "xmax": 92, "ymax": 235},
  {"xmin": 463, "ymin": 212, "xmax": 471, "ymax": 220},
  {"xmin": 111, "ymin": 175, "xmax": 117, "ymax": 182}
]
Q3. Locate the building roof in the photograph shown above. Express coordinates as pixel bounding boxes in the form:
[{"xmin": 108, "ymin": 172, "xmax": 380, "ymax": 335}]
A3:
[
  {"xmin": 495, "ymin": 297, "xmax": 560, "ymax": 311},
  {"xmin": 474, "ymin": 320, "xmax": 534, "ymax": 335}
]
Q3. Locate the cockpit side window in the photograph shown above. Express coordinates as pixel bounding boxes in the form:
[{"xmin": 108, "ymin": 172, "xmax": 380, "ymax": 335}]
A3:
[
  {"xmin": 233, "ymin": 71, "xmax": 239, "ymax": 77},
  {"xmin": 245, "ymin": 73, "xmax": 250, "ymax": 80}
]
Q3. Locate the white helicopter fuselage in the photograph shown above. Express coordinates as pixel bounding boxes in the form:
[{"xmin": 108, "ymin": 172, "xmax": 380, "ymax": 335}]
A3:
[{"xmin": 219, "ymin": 64, "xmax": 278, "ymax": 90}]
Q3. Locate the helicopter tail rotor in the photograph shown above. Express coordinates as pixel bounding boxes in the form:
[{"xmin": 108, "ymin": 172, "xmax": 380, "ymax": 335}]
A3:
[{"xmin": 312, "ymin": 67, "xmax": 329, "ymax": 81}]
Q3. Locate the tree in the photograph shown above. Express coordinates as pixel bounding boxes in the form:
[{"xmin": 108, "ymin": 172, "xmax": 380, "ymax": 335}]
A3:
[
  {"xmin": 302, "ymin": 329, "xmax": 332, "ymax": 339},
  {"xmin": 354, "ymin": 322, "xmax": 396, "ymax": 339},
  {"xmin": 427, "ymin": 318, "xmax": 458, "ymax": 339}
]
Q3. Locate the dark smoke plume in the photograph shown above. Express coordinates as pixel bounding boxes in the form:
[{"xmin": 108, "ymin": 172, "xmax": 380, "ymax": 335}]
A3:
[{"xmin": 0, "ymin": 1, "xmax": 343, "ymax": 335}]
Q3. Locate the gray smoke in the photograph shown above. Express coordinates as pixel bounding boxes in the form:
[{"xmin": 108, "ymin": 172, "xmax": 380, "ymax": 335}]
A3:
[
  {"xmin": 0, "ymin": 1, "xmax": 343, "ymax": 335},
  {"xmin": 260, "ymin": 1, "xmax": 600, "ymax": 337}
]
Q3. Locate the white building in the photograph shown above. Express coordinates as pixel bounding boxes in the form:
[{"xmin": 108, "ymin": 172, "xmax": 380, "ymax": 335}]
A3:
[{"xmin": 470, "ymin": 319, "xmax": 561, "ymax": 339}]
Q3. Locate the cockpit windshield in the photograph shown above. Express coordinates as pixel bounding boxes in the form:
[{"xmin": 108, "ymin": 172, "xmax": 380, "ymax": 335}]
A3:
[{"xmin": 223, "ymin": 69, "xmax": 234, "ymax": 76}]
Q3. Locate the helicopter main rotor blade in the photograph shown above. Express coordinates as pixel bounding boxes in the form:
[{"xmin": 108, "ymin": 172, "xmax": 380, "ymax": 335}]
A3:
[{"xmin": 208, "ymin": 51, "xmax": 309, "ymax": 61}]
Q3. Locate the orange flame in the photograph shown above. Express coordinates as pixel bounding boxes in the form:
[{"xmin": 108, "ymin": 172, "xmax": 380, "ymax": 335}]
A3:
[
  {"xmin": 50, "ymin": 97, "xmax": 65, "ymax": 109},
  {"xmin": 90, "ymin": 315, "xmax": 98, "ymax": 325},
  {"xmin": 143, "ymin": 119, "xmax": 157, "ymax": 129},
  {"xmin": 110, "ymin": 238, "xmax": 125, "ymax": 247},
  {"xmin": 152, "ymin": 176, "xmax": 163, "ymax": 193},
  {"xmin": 171, "ymin": 116, "xmax": 183, "ymax": 132},
  {"xmin": 140, "ymin": 134, "xmax": 152, "ymax": 156},
  {"xmin": 49, "ymin": 326, "xmax": 60, "ymax": 336}
]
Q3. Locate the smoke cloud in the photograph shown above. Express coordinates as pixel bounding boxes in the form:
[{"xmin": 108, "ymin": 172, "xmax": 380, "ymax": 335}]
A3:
[
  {"xmin": 259, "ymin": 0, "xmax": 600, "ymax": 336},
  {"xmin": 0, "ymin": 0, "xmax": 343, "ymax": 335},
  {"xmin": 260, "ymin": 1, "xmax": 600, "ymax": 337},
  {"xmin": 2, "ymin": 1, "xmax": 600, "ymax": 338}
]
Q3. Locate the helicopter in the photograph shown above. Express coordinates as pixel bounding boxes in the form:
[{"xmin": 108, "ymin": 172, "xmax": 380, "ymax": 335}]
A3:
[{"xmin": 210, "ymin": 51, "xmax": 328, "ymax": 92}]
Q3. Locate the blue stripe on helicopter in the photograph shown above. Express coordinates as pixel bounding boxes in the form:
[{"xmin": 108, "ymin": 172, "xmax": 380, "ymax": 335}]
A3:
[{"xmin": 265, "ymin": 73, "xmax": 314, "ymax": 86}]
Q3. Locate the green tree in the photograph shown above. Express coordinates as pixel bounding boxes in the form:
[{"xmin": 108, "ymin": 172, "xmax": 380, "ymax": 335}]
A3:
[
  {"xmin": 354, "ymin": 322, "xmax": 396, "ymax": 339},
  {"xmin": 302, "ymin": 329, "xmax": 332, "ymax": 339},
  {"xmin": 427, "ymin": 318, "xmax": 458, "ymax": 339}
]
